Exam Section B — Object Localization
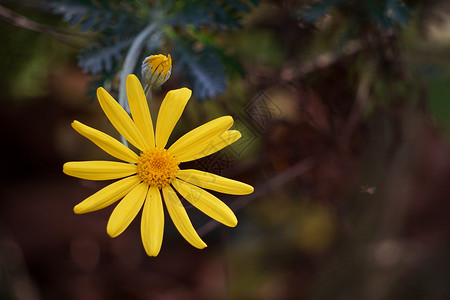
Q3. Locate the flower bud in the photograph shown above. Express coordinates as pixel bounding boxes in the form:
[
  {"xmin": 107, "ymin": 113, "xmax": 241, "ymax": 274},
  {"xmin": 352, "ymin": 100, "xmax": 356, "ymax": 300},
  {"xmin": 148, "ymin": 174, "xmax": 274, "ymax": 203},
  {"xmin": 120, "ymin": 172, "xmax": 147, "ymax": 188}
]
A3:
[{"xmin": 141, "ymin": 54, "xmax": 172, "ymax": 87}]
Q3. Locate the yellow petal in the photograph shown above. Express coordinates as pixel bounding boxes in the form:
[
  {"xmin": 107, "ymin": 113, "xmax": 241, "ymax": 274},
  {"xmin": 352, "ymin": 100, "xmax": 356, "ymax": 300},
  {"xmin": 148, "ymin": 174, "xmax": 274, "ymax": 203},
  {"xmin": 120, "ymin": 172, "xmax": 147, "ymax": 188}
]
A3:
[
  {"xmin": 168, "ymin": 116, "xmax": 233, "ymax": 161},
  {"xmin": 155, "ymin": 88, "xmax": 192, "ymax": 148},
  {"xmin": 74, "ymin": 175, "xmax": 141, "ymax": 214},
  {"xmin": 176, "ymin": 169, "xmax": 254, "ymax": 195},
  {"xmin": 72, "ymin": 120, "xmax": 139, "ymax": 163},
  {"xmin": 97, "ymin": 87, "xmax": 147, "ymax": 151},
  {"xmin": 162, "ymin": 185, "xmax": 207, "ymax": 249},
  {"xmin": 141, "ymin": 186, "xmax": 164, "ymax": 256},
  {"xmin": 63, "ymin": 161, "xmax": 137, "ymax": 180},
  {"xmin": 171, "ymin": 130, "xmax": 241, "ymax": 163},
  {"xmin": 107, "ymin": 182, "xmax": 148, "ymax": 237},
  {"xmin": 126, "ymin": 74, "xmax": 155, "ymax": 150},
  {"xmin": 172, "ymin": 179, "xmax": 237, "ymax": 227}
]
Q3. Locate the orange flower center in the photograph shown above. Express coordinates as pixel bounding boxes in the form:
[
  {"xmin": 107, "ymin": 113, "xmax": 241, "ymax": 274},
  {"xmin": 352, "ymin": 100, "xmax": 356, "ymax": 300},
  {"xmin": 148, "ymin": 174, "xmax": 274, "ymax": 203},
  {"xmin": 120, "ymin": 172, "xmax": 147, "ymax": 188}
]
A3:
[{"xmin": 137, "ymin": 148, "xmax": 179, "ymax": 188}]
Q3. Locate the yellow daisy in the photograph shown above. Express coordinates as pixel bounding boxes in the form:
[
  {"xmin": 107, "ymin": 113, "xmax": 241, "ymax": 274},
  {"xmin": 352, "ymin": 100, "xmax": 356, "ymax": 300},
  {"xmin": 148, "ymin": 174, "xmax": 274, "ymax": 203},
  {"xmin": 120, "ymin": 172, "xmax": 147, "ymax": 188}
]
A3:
[{"xmin": 63, "ymin": 74, "xmax": 253, "ymax": 256}]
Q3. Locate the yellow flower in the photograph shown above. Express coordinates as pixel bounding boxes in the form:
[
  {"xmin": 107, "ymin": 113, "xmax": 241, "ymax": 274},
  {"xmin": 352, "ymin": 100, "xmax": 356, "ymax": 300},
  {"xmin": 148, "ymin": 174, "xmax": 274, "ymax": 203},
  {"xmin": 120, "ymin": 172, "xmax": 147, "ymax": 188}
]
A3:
[
  {"xmin": 141, "ymin": 54, "xmax": 172, "ymax": 87},
  {"xmin": 63, "ymin": 74, "xmax": 253, "ymax": 256}
]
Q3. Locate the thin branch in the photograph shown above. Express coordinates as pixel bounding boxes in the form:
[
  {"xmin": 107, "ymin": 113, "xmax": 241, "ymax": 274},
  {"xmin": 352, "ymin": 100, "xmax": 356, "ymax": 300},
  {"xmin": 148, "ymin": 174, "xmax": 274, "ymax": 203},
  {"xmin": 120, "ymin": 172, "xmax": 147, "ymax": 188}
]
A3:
[
  {"xmin": 340, "ymin": 64, "xmax": 374, "ymax": 143},
  {"xmin": 197, "ymin": 158, "xmax": 316, "ymax": 237},
  {"xmin": 282, "ymin": 39, "xmax": 365, "ymax": 82},
  {"xmin": 0, "ymin": 4, "xmax": 88, "ymax": 47}
]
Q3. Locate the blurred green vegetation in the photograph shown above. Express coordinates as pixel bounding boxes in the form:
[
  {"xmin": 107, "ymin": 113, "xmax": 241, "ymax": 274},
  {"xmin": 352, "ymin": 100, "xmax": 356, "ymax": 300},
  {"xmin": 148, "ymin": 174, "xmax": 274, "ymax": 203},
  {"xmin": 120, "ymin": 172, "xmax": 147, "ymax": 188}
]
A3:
[{"xmin": 0, "ymin": 7, "xmax": 77, "ymax": 100}]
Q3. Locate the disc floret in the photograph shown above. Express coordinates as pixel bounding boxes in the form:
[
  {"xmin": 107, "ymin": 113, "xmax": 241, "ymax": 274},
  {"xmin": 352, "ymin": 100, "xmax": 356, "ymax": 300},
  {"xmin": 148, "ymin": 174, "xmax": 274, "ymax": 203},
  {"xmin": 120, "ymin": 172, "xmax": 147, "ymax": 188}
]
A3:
[{"xmin": 137, "ymin": 148, "xmax": 179, "ymax": 188}]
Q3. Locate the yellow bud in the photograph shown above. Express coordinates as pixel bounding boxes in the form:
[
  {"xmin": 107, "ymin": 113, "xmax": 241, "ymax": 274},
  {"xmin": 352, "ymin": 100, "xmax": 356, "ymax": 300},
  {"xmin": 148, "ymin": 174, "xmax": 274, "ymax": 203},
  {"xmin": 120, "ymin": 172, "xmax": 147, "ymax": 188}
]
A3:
[{"xmin": 141, "ymin": 54, "xmax": 172, "ymax": 87}]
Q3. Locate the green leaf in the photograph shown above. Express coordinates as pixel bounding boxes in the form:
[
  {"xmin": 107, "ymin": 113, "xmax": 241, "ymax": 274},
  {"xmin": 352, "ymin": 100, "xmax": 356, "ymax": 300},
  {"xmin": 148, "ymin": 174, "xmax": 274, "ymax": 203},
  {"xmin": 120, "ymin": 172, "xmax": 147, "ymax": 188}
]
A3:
[
  {"xmin": 298, "ymin": 0, "xmax": 339, "ymax": 24},
  {"xmin": 385, "ymin": 0, "xmax": 411, "ymax": 27},
  {"xmin": 169, "ymin": 0, "xmax": 257, "ymax": 31},
  {"xmin": 165, "ymin": 7, "xmax": 214, "ymax": 28},
  {"xmin": 78, "ymin": 38, "xmax": 133, "ymax": 74},
  {"xmin": 47, "ymin": 0, "xmax": 136, "ymax": 32},
  {"xmin": 173, "ymin": 41, "xmax": 227, "ymax": 100}
]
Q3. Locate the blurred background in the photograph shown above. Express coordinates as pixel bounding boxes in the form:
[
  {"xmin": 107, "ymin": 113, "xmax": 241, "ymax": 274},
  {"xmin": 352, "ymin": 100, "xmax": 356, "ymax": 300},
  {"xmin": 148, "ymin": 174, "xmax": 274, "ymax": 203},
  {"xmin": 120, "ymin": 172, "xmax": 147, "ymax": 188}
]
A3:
[{"xmin": 1, "ymin": 0, "xmax": 449, "ymax": 299}]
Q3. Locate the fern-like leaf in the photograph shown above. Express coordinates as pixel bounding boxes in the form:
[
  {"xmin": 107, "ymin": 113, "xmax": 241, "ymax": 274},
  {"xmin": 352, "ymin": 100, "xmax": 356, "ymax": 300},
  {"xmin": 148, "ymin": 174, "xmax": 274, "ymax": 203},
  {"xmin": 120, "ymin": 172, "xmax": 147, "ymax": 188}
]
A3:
[
  {"xmin": 165, "ymin": 8, "xmax": 214, "ymax": 28},
  {"xmin": 298, "ymin": 0, "xmax": 339, "ymax": 24},
  {"xmin": 384, "ymin": 0, "xmax": 411, "ymax": 27},
  {"xmin": 169, "ymin": 0, "xmax": 257, "ymax": 31},
  {"xmin": 173, "ymin": 42, "xmax": 227, "ymax": 100},
  {"xmin": 78, "ymin": 38, "xmax": 133, "ymax": 74},
  {"xmin": 46, "ymin": 0, "xmax": 127, "ymax": 32}
]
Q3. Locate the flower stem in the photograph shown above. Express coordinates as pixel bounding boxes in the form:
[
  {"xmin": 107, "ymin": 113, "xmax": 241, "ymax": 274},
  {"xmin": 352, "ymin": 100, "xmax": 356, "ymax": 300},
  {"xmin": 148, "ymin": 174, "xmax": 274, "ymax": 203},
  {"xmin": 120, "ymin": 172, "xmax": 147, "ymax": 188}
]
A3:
[
  {"xmin": 118, "ymin": 22, "xmax": 158, "ymax": 146},
  {"xmin": 145, "ymin": 85, "xmax": 152, "ymax": 102}
]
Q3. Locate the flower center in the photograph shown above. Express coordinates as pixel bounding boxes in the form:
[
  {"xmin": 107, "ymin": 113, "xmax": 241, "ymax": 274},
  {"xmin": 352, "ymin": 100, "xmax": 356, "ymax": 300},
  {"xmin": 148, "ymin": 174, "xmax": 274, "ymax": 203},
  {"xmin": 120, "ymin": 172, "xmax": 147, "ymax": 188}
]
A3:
[
  {"xmin": 137, "ymin": 148, "xmax": 179, "ymax": 188},
  {"xmin": 144, "ymin": 54, "xmax": 172, "ymax": 76}
]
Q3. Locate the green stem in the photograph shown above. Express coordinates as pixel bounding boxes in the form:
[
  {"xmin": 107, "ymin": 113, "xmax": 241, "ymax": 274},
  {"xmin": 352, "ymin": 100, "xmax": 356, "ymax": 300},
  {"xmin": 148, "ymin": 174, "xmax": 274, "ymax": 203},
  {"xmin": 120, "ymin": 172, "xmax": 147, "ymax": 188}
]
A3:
[
  {"xmin": 118, "ymin": 22, "xmax": 158, "ymax": 146},
  {"xmin": 145, "ymin": 85, "xmax": 152, "ymax": 102}
]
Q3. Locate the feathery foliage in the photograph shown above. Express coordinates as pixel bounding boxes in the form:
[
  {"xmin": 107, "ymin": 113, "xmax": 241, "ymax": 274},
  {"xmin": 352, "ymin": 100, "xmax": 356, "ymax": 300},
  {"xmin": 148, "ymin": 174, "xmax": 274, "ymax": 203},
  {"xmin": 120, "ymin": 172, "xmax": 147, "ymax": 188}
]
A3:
[
  {"xmin": 173, "ymin": 42, "xmax": 227, "ymax": 100},
  {"xmin": 299, "ymin": 0, "xmax": 411, "ymax": 29},
  {"xmin": 42, "ymin": 0, "xmax": 257, "ymax": 100}
]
